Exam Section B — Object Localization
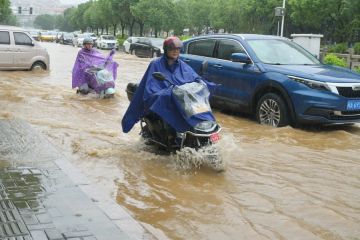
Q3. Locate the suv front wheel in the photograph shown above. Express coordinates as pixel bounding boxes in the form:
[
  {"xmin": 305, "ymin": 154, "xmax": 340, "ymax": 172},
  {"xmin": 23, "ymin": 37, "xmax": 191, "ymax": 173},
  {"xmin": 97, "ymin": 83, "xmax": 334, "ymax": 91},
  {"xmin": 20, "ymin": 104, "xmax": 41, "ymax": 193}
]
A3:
[{"xmin": 256, "ymin": 93, "xmax": 289, "ymax": 127}]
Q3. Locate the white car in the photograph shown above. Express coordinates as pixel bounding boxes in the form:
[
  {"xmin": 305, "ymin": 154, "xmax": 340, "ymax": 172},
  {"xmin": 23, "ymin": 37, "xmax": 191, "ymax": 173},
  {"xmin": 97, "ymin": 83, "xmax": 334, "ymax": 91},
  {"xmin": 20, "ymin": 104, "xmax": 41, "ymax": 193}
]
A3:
[
  {"xmin": 0, "ymin": 25, "xmax": 50, "ymax": 70},
  {"xmin": 83, "ymin": 32, "xmax": 98, "ymax": 45},
  {"xmin": 123, "ymin": 36, "xmax": 142, "ymax": 53},
  {"xmin": 97, "ymin": 35, "xmax": 118, "ymax": 50},
  {"xmin": 73, "ymin": 33, "xmax": 97, "ymax": 47}
]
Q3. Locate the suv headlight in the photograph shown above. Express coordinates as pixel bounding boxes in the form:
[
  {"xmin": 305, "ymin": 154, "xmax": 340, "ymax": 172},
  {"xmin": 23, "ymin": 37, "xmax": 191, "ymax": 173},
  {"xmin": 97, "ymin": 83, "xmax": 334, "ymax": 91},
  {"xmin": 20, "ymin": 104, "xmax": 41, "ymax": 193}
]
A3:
[{"xmin": 287, "ymin": 75, "xmax": 331, "ymax": 91}]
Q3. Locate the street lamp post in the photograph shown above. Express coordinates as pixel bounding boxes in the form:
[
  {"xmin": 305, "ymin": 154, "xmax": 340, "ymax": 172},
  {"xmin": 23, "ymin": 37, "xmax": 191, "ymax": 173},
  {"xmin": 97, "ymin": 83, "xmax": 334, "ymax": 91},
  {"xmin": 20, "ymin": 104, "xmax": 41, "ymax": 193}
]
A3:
[{"xmin": 280, "ymin": 0, "xmax": 286, "ymax": 37}]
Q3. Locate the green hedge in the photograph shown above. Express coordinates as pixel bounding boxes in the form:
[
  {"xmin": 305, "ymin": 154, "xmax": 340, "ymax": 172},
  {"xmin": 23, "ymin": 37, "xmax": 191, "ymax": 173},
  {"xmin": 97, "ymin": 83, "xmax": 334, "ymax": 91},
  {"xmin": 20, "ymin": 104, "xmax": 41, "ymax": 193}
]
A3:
[
  {"xmin": 179, "ymin": 35, "xmax": 192, "ymax": 41},
  {"xmin": 116, "ymin": 35, "xmax": 128, "ymax": 46},
  {"xmin": 324, "ymin": 53, "xmax": 347, "ymax": 67},
  {"xmin": 327, "ymin": 43, "xmax": 348, "ymax": 53},
  {"xmin": 354, "ymin": 42, "xmax": 360, "ymax": 55},
  {"xmin": 354, "ymin": 66, "xmax": 360, "ymax": 73}
]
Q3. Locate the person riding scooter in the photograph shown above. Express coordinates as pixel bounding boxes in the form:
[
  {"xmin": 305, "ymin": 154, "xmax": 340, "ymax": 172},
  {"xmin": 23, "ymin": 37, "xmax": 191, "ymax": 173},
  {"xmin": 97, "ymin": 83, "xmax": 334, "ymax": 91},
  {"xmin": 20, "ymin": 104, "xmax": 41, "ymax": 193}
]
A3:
[
  {"xmin": 72, "ymin": 37, "xmax": 118, "ymax": 98},
  {"xmin": 121, "ymin": 36, "xmax": 216, "ymax": 134}
]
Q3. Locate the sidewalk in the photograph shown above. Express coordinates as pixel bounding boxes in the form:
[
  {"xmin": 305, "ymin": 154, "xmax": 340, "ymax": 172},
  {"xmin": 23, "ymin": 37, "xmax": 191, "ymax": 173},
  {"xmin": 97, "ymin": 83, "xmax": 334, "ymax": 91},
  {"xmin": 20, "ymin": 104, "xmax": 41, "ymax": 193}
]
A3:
[{"xmin": 0, "ymin": 119, "xmax": 154, "ymax": 240}]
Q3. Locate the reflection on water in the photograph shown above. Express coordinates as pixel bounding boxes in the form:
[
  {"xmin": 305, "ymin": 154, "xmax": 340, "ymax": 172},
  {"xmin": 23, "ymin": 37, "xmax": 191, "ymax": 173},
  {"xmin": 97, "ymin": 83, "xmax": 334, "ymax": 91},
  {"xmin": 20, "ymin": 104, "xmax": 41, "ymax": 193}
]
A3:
[{"xmin": 0, "ymin": 43, "xmax": 360, "ymax": 239}]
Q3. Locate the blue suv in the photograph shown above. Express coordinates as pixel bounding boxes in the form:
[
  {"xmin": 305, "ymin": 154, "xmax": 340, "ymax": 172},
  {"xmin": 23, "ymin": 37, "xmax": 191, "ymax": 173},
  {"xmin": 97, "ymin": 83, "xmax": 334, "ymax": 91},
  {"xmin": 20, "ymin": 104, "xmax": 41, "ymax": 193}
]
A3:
[{"xmin": 180, "ymin": 34, "xmax": 360, "ymax": 127}]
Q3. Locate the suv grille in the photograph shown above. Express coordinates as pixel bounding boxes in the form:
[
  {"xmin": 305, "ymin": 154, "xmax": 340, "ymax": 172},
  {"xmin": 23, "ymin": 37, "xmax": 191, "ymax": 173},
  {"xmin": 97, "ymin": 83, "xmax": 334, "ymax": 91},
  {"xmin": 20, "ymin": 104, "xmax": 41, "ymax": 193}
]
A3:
[{"xmin": 337, "ymin": 87, "xmax": 360, "ymax": 98}]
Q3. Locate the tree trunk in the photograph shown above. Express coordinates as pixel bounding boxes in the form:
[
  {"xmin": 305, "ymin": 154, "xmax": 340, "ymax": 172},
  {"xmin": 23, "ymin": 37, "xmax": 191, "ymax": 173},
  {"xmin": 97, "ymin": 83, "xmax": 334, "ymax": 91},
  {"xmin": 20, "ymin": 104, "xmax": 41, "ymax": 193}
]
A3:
[
  {"xmin": 129, "ymin": 19, "xmax": 135, "ymax": 36},
  {"xmin": 113, "ymin": 24, "xmax": 117, "ymax": 36},
  {"xmin": 139, "ymin": 22, "xmax": 144, "ymax": 37}
]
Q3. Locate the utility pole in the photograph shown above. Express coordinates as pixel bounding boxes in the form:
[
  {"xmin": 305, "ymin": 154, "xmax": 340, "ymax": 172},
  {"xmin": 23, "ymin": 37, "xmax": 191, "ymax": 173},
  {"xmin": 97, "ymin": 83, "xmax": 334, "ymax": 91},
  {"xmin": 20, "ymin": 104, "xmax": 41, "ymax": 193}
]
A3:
[{"xmin": 280, "ymin": 0, "xmax": 286, "ymax": 37}]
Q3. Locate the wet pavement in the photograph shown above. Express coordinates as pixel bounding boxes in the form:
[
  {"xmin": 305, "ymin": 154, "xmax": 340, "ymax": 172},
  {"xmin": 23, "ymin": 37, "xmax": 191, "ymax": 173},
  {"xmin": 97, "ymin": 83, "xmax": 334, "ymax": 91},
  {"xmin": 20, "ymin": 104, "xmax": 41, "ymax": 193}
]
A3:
[
  {"xmin": 0, "ymin": 42, "xmax": 360, "ymax": 239},
  {"xmin": 0, "ymin": 119, "xmax": 152, "ymax": 240}
]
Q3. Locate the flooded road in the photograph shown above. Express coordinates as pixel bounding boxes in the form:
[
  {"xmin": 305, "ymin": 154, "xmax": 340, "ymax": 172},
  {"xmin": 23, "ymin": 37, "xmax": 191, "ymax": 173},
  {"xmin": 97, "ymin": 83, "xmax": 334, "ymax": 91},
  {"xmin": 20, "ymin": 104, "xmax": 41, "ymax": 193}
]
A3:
[{"xmin": 1, "ymin": 42, "xmax": 360, "ymax": 240}]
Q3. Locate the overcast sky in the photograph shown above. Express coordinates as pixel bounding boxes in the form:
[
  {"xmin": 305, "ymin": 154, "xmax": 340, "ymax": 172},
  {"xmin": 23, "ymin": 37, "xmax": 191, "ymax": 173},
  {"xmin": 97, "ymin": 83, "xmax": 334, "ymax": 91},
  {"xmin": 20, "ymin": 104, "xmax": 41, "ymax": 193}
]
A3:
[{"xmin": 59, "ymin": 0, "xmax": 88, "ymax": 5}]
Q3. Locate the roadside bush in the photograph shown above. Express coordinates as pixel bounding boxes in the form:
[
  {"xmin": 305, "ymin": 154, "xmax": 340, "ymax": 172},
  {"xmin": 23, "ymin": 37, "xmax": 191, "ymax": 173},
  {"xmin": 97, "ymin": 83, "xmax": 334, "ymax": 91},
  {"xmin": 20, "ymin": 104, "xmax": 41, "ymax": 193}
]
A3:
[
  {"xmin": 324, "ymin": 53, "xmax": 347, "ymax": 67},
  {"xmin": 353, "ymin": 42, "xmax": 360, "ymax": 55},
  {"xmin": 354, "ymin": 66, "xmax": 360, "ymax": 73},
  {"xmin": 116, "ymin": 35, "xmax": 127, "ymax": 47},
  {"xmin": 327, "ymin": 43, "xmax": 348, "ymax": 53},
  {"xmin": 179, "ymin": 35, "xmax": 192, "ymax": 41}
]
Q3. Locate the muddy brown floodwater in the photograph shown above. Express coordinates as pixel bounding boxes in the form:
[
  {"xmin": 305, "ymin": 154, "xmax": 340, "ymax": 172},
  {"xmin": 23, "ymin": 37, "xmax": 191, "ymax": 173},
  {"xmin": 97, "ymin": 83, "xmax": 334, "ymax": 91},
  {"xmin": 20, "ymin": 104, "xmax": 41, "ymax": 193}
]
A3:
[{"xmin": 1, "ymin": 42, "xmax": 360, "ymax": 240}]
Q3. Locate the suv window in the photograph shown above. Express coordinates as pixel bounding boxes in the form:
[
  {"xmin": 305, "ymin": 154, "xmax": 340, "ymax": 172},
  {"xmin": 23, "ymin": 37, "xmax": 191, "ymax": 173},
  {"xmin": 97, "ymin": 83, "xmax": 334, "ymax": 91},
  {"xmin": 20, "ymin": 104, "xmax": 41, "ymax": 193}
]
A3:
[
  {"xmin": 14, "ymin": 32, "xmax": 32, "ymax": 45},
  {"xmin": 0, "ymin": 31, "xmax": 10, "ymax": 44},
  {"xmin": 217, "ymin": 39, "xmax": 246, "ymax": 60},
  {"xmin": 188, "ymin": 39, "xmax": 216, "ymax": 57}
]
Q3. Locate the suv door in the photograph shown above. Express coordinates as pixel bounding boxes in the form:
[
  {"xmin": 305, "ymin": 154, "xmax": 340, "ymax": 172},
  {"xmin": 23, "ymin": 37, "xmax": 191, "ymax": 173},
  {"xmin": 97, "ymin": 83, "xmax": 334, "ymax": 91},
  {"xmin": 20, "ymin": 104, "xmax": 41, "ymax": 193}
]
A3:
[
  {"xmin": 209, "ymin": 39, "xmax": 258, "ymax": 110},
  {"xmin": 13, "ymin": 31, "xmax": 35, "ymax": 68},
  {"xmin": 0, "ymin": 31, "xmax": 13, "ymax": 68}
]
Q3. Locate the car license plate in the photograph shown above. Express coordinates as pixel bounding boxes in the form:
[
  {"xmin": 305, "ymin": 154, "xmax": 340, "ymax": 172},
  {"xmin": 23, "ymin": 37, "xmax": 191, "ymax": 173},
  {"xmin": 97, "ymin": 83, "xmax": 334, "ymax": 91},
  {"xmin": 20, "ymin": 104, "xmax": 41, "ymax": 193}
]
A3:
[
  {"xmin": 346, "ymin": 100, "xmax": 360, "ymax": 110},
  {"xmin": 210, "ymin": 133, "xmax": 220, "ymax": 143}
]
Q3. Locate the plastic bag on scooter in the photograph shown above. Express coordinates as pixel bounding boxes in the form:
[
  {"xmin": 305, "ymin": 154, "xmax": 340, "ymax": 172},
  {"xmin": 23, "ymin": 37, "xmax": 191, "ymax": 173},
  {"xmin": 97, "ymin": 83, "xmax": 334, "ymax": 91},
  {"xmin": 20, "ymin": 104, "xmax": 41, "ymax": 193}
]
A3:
[
  {"xmin": 172, "ymin": 81, "xmax": 211, "ymax": 119},
  {"xmin": 96, "ymin": 69, "xmax": 114, "ymax": 85}
]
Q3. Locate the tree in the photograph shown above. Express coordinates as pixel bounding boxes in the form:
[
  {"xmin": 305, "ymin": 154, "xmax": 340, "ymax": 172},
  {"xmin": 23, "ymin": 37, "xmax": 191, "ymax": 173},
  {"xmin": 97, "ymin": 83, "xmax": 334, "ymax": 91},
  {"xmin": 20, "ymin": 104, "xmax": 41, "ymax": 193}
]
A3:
[
  {"xmin": 0, "ymin": 0, "xmax": 17, "ymax": 25},
  {"xmin": 184, "ymin": 0, "xmax": 212, "ymax": 35},
  {"xmin": 57, "ymin": 7, "xmax": 77, "ymax": 32},
  {"xmin": 288, "ymin": 0, "xmax": 360, "ymax": 42},
  {"xmin": 34, "ymin": 14, "xmax": 56, "ymax": 30},
  {"xmin": 112, "ymin": 0, "xmax": 139, "ymax": 37}
]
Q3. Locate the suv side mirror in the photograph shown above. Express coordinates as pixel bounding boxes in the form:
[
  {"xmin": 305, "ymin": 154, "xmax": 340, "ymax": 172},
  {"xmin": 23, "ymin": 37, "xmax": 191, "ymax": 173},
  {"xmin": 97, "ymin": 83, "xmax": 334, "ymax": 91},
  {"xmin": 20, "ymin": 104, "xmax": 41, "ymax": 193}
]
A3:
[{"xmin": 231, "ymin": 53, "xmax": 252, "ymax": 64}]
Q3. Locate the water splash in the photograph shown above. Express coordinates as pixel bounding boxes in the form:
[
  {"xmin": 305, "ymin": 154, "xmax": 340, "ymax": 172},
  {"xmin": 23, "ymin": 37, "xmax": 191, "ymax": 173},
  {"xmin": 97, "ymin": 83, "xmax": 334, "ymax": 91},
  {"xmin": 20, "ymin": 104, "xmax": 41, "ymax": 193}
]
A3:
[{"xmin": 173, "ymin": 145, "xmax": 226, "ymax": 172}]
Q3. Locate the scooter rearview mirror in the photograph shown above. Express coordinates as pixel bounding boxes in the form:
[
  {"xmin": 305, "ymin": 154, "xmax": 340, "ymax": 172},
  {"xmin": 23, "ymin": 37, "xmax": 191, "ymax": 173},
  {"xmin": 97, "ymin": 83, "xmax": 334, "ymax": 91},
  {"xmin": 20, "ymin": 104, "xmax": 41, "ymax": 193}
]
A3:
[{"xmin": 152, "ymin": 72, "xmax": 166, "ymax": 81}]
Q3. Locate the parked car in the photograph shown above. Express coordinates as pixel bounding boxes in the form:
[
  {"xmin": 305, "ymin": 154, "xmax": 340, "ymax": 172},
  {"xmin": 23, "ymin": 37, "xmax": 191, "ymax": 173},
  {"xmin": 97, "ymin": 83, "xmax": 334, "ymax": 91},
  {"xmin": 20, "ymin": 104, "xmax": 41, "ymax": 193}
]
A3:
[
  {"xmin": 83, "ymin": 32, "xmax": 98, "ymax": 46},
  {"xmin": 181, "ymin": 34, "xmax": 360, "ymax": 127},
  {"xmin": 28, "ymin": 30, "xmax": 40, "ymax": 41},
  {"xmin": 59, "ymin": 33, "xmax": 74, "ymax": 45},
  {"xmin": 72, "ymin": 33, "xmax": 97, "ymax": 47},
  {"xmin": 97, "ymin": 35, "xmax": 118, "ymax": 50},
  {"xmin": 55, "ymin": 32, "xmax": 65, "ymax": 43},
  {"xmin": 123, "ymin": 36, "xmax": 141, "ymax": 53},
  {"xmin": 0, "ymin": 25, "xmax": 50, "ymax": 70},
  {"xmin": 40, "ymin": 31, "xmax": 56, "ymax": 42},
  {"xmin": 72, "ymin": 34, "xmax": 86, "ymax": 47},
  {"xmin": 131, "ymin": 37, "xmax": 164, "ymax": 58}
]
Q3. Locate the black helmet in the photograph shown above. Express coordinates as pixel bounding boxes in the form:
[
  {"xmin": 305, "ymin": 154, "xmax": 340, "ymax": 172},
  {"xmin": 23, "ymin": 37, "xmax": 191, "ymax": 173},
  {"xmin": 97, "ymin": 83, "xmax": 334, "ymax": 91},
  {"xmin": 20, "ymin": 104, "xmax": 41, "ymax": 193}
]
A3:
[
  {"xmin": 83, "ymin": 37, "xmax": 94, "ymax": 45},
  {"xmin": 163, "ymin": 36, "xmax": 183, "ymax": 53}
]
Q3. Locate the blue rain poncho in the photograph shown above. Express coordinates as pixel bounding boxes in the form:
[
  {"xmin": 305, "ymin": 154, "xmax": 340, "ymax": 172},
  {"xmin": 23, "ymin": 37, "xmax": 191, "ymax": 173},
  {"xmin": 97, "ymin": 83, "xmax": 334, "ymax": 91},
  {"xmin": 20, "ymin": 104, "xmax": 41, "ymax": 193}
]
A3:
[{"xmin": 121, "ymin": 56, "xmax": 216, "ymax": 133}]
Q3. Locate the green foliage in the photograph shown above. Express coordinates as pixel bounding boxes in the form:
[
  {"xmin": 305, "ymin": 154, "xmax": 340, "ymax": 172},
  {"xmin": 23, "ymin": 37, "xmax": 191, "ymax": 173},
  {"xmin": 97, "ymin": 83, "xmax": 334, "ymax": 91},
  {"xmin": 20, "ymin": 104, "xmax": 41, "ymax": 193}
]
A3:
[
  {"xmin": 34, "ymin": 14, "xmax": 56, "ymax": 30},
  {"xmin": 353, "ymin": 42, "xmax": 360, "ymax": 55},
  {"xmin": 117, "ymin": 35, "xmax": 127, "ymax": 46},
  {"xmin": 39, "ymin": 0, "xmax": 360, "ymax": 43},
  {"xmin": 327, "ymin": 43, "xmax": 348, "ymax": 53},
  {"xmin": 354, "ymin": 66, "xmax": 360, "ymax": 73},
  {"xmin": 324, "ymin": 53, "xmax": 347, "ymax": 67},
  {"xmin": 179, "ymin": 35, "xmax": 192, "ymax": 41},
  {"xmin": 0, "ymin": 0, "xmax": 16, "ymax": 25}
]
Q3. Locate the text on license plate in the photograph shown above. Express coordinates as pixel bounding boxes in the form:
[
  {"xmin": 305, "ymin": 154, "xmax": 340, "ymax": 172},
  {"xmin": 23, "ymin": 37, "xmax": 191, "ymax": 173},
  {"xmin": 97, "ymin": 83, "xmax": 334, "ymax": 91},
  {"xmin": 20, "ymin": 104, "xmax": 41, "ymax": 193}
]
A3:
[
  {"xmin": 210, "ymin": 133, "xmax": 220, "ymax": 143},
  {"xmin": 347, "ymin": 100, "xmax": 360, "ymax": 110}
]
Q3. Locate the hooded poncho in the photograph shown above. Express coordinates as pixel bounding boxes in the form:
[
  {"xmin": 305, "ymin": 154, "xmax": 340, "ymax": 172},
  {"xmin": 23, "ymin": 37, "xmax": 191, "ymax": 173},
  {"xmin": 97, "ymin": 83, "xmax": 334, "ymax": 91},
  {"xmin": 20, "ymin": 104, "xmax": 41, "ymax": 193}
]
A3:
[
  {"xmin": 121, "ymin": 55, "xmax": 216, "ymax": 133},
  {"xmin": 72, "ymin": 48, "xmax": 118, "ymax": 93}
]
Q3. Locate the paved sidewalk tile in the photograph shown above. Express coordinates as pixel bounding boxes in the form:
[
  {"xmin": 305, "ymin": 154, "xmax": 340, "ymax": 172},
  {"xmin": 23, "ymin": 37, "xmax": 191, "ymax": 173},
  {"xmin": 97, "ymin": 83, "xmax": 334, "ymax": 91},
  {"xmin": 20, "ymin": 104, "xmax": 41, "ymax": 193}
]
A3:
[{"xmin": 0, "ymin": 119, "xmax": 153, "ymax": 240}]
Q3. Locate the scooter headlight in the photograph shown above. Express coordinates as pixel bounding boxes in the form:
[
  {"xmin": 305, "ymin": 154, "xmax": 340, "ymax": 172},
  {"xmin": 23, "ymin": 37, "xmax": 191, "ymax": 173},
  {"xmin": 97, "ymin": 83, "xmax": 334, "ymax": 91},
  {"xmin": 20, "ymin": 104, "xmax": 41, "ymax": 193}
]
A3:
[{"xmin": 288, "ymin": 75, "xmax": 331, "ymax": 91}]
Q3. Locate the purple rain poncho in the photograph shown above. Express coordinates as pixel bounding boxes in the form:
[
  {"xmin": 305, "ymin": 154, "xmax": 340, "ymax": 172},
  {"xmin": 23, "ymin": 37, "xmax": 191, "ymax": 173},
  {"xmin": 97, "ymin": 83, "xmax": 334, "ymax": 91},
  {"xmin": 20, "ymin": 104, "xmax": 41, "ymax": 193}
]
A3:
[{"xmin": 72, "ymin": 48, "xmax": 118, "ymax": 93}]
